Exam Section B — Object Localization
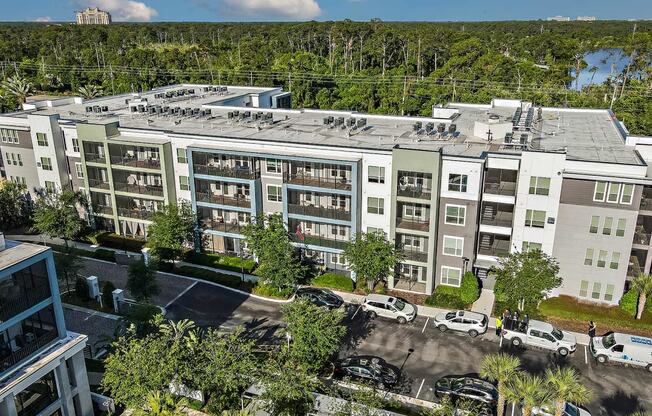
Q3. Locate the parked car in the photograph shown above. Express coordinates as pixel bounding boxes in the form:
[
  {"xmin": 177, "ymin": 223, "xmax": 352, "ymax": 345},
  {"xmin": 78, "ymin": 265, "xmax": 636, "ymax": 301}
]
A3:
[
  {"xmin": 333, "ymin": 356, "xmax": 399, "ymax": 389},
  {"xmin": 434, "ymin": 376, "xmax": 498, "ymax": 407},
  {"xmin": 590, "ymin": 332, "xmax": 652, "ymax": 372},
  {"xmin": 532, "ymin": 402, "xmax": 591, "ymax": 416},
  {"xmin": 295, "ymin": 287, "xmax": 344, "ymax": 309},
  {"xmin": 361, "ymin": 294, "xmax": 416, "ymax": 324},
  {"xmin": 502, "ymin": 319, "xmax": 577, "ymax": 356},
  {"xmin": 434, "ymin": 310, "xmax": 488, "ymax": 337}
]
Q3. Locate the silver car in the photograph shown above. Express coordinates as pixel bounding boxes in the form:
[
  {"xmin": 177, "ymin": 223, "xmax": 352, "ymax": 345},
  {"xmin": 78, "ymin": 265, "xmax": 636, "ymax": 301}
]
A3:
[
  {"xmin": 362, "ymin": 294, "xmax": 417, "ymax": 324},
  {"xmin": 434, "ymin": 310, "xmax": 488, "ymax": 338}
]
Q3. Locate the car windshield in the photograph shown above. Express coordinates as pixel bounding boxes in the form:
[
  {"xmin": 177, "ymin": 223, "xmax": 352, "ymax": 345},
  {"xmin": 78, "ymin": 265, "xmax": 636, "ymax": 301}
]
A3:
[
  {"xmin": 565, "ymin": 403, "xmax": 579, "ymax": 416},
  {"xmin": 551, "ymin": 328, "xmax": 564, "ymax": 340},
  {"xmin": 445, "ymin": 312, "xmax": 457, "ymax": 320},
  {"xmin": 394, "ymin": 298, "xmax": 408, "ymax": 311},
  {"xmin": 602, "ymin": 333, "xmax": 616, "ymax": 349}
]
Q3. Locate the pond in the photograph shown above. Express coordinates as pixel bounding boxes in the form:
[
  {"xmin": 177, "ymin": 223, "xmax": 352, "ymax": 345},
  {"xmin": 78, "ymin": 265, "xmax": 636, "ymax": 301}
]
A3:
[{"xmin": 571, "ymin": 48, "xmax": 631, "ymax": 90}]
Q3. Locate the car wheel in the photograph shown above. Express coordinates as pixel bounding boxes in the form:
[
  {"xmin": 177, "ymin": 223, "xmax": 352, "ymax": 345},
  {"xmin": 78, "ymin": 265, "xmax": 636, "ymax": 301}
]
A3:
[
  {"xmin": 597, "ymin": 355, "xmax": 608, "ymax": 364},
  {"xmin": 468, "ymin": 329, "xmax": 479, "ymax": 338},
  {"xmin": 367, "ymin": 311, "xmax": 377, "ymax": 319},
  {"xmin": 511, "ymin": 337, "xmax": 522, "ymax": 347},
  {"xmin": 647, "ymin": 364, "xmax": 652, "ymax": 373},
  {"xmin": 397, "ymin": 316, "xmax": 407, "ymax": 324},
  {"xmin": 558, "ymin": 347, "xmax": 569, "ymax": 357},
  {"xmin": 437, "ymin": 324, "xmax": 448, "ymax": 332}
]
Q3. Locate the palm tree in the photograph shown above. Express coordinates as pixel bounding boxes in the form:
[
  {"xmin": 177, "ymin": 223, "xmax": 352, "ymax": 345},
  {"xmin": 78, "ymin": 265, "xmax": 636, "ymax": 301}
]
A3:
[
  {"xmin": 136, "ymin": 391, "xmax": 188, "ymax": 416},
  {"xmin": 159, "ymin": 318, "xmax": 196, "ymax": 341},
  {"xmin": 506, "ymin": 373, "xmax": 551, "ymax": 416},
  {"xmin": 479, "ymin": 353, "xmax": 521, "ymax": 416},
  {"xmin": 2, "ymin": 76, "xmax": 32, "ymax": 104},
  {"xmin": 545, "ymin": 367, "xmax": 593, "ymax": 416},
  {"xmin": 221, "ymin": 411, "xmax": 252, "ymax": 416},
  {"xmin": 78, "ymin": 84, "xmax": 103, "ymax": 99},
  {"xmin": 631, "ymin": 274, "xmax": 652, "ymax": 320}
]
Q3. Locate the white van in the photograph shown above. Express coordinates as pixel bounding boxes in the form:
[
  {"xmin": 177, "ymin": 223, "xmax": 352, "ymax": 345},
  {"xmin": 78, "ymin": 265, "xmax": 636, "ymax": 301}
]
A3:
[{"xmin": 590, "ymin": 332, "xmax": 652, "ymax": 372}]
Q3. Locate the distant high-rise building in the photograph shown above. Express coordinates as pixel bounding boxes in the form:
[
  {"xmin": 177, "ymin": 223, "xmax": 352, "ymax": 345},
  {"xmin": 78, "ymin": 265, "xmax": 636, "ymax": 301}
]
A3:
[
  {"xmin": 577, "ymin": 16, "xmax": 597, "ymax": 21},
  {"xmin": 75, "ymin": 7, "xmax": 111, "ymax": 25},
  {"xmin": 547, "ymin": 16, "xmax": 571, "ymax": 22}
]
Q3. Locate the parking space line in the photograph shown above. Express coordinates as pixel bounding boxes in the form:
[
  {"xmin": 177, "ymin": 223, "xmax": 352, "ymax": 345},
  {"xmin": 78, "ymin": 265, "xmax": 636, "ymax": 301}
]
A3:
[
  {"xmin": 421, "ymin": 317, "xmax": 429, "ymax": 334},
  {"xmin": 351, "ymin": 305, "xmax": 362, "ymax": 320},
  {"xmin": 511, "ymin": 403, "xmax": 515, "ymax": 416},
  {"xmin": 584, "ymin": 345, "xmax": 588, "ymax": 365},
  {"xmin": 415, "ymin": 378, "xmax": 425, "ymax": 398},
  {"xmin": 165, "ymin": 281, "xmax": 197, "ymax": 308}
]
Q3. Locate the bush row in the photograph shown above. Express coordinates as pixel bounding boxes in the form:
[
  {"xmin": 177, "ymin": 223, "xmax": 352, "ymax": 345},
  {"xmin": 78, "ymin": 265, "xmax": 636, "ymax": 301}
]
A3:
[
  {"xmin": 425, "ymin": 272, "xmax": 480, "ymax": 309},
  {"xmin": 96, "ymin": 233, "xmax": 146, "ymax": 252},
  {"xmin": 183, "ymin": 251, "xmax": 257, "ymax": 274},
  {"xmin": 173, "ymin": 265, "xmax": 242, "ymax": 288}
]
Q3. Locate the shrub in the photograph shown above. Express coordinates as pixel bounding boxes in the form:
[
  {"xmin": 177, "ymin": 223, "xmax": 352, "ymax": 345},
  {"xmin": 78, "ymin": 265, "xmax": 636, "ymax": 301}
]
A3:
[
  {"xmin": 425, "ymin": 272, "xmax": 480, "ymax": 309},
  {"xmin": 619, "ymin": 288, "xmax": 652, "ymax": 316},
  {"xmin": 86, "ymin": 231, "xmax": 109, "ymax": 245},
  {"xmin": 93, "ymin": 248, "xmax": 116, "ymax": 262},
  {"xmin": 459, "ymin": 272, "xmax": 480, "ymax": 304},
  {"xmin": 97, "ymin": 233, "xmax": 146, "ymax": 252},
  {"xmin": 174, "ymin": 265, "xmax": 241, "ymax": 288},
  {"xmin": 101, "ymin": 281, "xmax": 116, "ymax": 310},
  {"xmin": 75, "ymin": 277, "xmax": 89, "ymax": 301},
  {"xmin": 311, "ymin": 273, "xmax": 354, "ymax": 292},
  {"xmin": 184, "ymin": 251, "xmax": 257, "ymax": 274},
  {"xmin": 252, "ymin": 283, "xmax": 293, "ymax": 299}
]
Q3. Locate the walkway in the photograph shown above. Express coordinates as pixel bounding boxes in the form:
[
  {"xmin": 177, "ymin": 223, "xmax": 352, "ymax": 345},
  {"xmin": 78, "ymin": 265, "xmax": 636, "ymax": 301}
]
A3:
[{"xmin": 471, "ymin": 288, "xmax": 495, "ymax": 316}]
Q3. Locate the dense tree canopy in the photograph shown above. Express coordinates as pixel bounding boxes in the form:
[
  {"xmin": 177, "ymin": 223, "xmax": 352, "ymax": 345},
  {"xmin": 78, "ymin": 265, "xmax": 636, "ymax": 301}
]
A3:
[{"xmin": 0, "ymin": 21, "xmax": 650, "ymax": 133}]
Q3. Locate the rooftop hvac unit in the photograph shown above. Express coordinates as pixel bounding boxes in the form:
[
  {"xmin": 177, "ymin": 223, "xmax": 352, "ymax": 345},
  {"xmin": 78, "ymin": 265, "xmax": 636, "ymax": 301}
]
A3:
[
  {"xmin": 238, "ymin": 112, "xmax": 246, "ymax": 120},
  {"xmin": 130, "ymin": 106, "xmax": 137, "ymax": 113},
  {"xmin": 205, "ymin": 109, "xmax": 212, "ymax": 115},
  {"xmin": 244, "ymin": 111, "xmax": 251, "ymax": 118},
  {"xmin": 148, "ymin": 107, "xmax": 156, "ymax": 115},
  {"xmin": 137, "ymin": 105, "xmax": 145, "ymax": 113},
  {"xmin": 413, "ymin": 121, "xmax": 422, "ymax": 131},
  {"xmin": 193, "ymin": 108, "xmax": 200, "ymax": 116},
  {"xmin": 228, "ymin": 112, "xmax": 234, "ymax": 119},
  {"xmin": 93, "ymin": 106, "xmax": 101, "ymax": 113},
  {"xmin": 200, "ymin": 110, "xmax": 206, "ymax": 117},
  {"xmin": 265, "ymin": 112, "xmax": 273, "ymax": 120},
  {"xmin": 425, "ymin": 122, "xmax": 434, "ymax": 133},
  {"xmin": 328, "ymin": 116, "xmax": 334, "ymax": 124},
  {"xmin": 102, "ymin": 106, "xmax": 109, "ymax": 112},
  {"xmin": 85, "ymin": 106, "xmax": 93, "ymax": 113},
  {"xmin": 520, "ymin": 134, "xmax": 528, "ymax": 145},
  {"xmin": 180, "ymin": 109, "xmax": 187, "ymax": 116},
  {"xmin": 220, "ymin": 86, "xmax": 228, "ymax": 93},
  {"xmin": 323, "ymin": 117, "xmax": 330, "ymax": 125},
  {"xmin": 173, "ymin": 107, "xmax": 180, "ymax": 115},
  {"xmin": 347, "ymin": 117, "xmax": 356, "ymax": 127},
  {"xmin": 437, "ymin": 123, "xmax": 446, "ymax": 133},
  {"xmin": 203, "ymin": 87, "xmax": 209, "ymax": 92},
  {"xmin": 188, "ymin": 89, "xmax": 195, "ymax": 94},
  {"xmin": 233, "ymin": 110, "xmax": 240, "ymax": 117},
  {"xmin": 448, "ymin": 124, "xmax": 457, "ymax": 134},
  {"xmin": 357, "ymin": 118, "xmax": 367, "ymax": 128},
  {"xmin": 504, "ymin": 132, "xmax": 513, "ymax": 144}
]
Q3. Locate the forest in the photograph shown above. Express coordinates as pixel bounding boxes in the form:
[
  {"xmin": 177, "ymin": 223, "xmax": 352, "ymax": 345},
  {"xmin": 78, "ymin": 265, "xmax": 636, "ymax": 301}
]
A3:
[{"xmin": 0, "ymin": 20, "xmax": 651, "ymax": 134}]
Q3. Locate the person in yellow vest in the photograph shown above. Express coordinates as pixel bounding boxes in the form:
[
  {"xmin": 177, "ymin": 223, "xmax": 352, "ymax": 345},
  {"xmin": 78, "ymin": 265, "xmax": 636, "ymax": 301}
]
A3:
[{"xmin": 495, "ymin": 317, "xmax": 503, "ymax": 337}]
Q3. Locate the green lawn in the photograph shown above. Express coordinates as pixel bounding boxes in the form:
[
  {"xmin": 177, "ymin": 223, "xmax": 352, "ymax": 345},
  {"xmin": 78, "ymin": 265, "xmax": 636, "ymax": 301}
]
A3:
[
  {"xmin": 539, "ymin": 295, "xmax": 652, "ymax": 337},
  {"xmin": 184, "ymin": 251, "xmax": 257, "ymax": 274},
  {"xmin": 311, "ymin": 273, "xmax": 354, "ymax": 292}
]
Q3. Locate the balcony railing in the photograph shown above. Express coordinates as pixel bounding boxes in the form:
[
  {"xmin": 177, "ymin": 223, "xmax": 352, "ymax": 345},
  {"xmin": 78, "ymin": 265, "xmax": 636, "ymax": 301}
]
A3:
[
  {"xmin": 0, "ymin": 329, "xmax": 58, "ymax": 373},
  {"xmin": 84, "ymin": 152, "xmax": 106, "ymax": 164},
  {"xmin": 484, "ymin": 181, "xmax": 517, "ymax": 196},
  {"xmin": 93, "ymin": 205, "xmax": 114, "ymax": 215},
  {"xmin": 480, "ymin": 213, "xmax": 514, "ymax": 228},
  {"xmin": 117, "ymin": 207, "xmax": 156, "ymax": 221},
  {"xmin": 397, "ymin": 186, "xmax": 432, "ymax": 200},
  {"xmin": 193, "ymin": 164, "xmax": 259, "ymax": 180},
  {"xmin": 633, "ymin": 231, "xmax": 651, "ymax": 246},
  {"xmin": 291, "ymin": 234, "xmax": 348, "ymax": 250},
  {"xmin": 88, "ymin": 178, "xmax": 110, "ymax": 190},
  {"xmin": 396, "ymin": 218, "xmax": 430, "ymax": 232},
  {"xmin": 478, "ymin": 241, "xmax": 510, "ymax": 257},
  {"xmin": 285, "ymin": 173, "xmax": 352, "ymax": 191},
  {"xmin": 196, "ymin": 192, "xmax": 251, "ymax": 208},
  {"xmin": 640, "ymin": 197, "xmax": 652, "ymax": 211},
  {"xmin": 287, "ymin": 204, "xmax": 351, "ymax": 221},
  {"xmin": 110, "ymin": 155, "xmax": 161, "ymax": 170},
  {"xmin": 199, "ymin": 219, "xmax": 246, "ymax": 235},
  {"xmin": 0, "ymin": 284, "xmax": 52, "ymax": 323},
  {"xmin": 114, "ymin": 182, "xmax": 164, "ymax": 197},
  {"xmin": 628, "ymin": 255, "xmax": 642, "ymax": 278},
  {"xmin": 400, "ymin": 250, "xmax": 428, "ymax": 263}
]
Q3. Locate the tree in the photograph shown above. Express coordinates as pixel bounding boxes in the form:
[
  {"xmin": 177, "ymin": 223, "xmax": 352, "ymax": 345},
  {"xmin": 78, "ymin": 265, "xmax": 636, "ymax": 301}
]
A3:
[
  {"xmin": 630, "ymin": 274, "xmax": 652, "ymax": 320},
  {"xmin": 134, "ymin": 391, "xmax": 188, "ymax": 416},
  {"xmin": 505, "ymin": 373, "xmax": 551, "ymax": 416},
  {"xmin": 75, "ymin": 276, "xmax": 89, "ymax": 301},
  {"xmin": 78, "ymin": 84, "xmax": 103, "ymax": 99},
  {"xmin": 479, "ymin": 353, "xmax": 521, "ymax": 416},
  {"xmin": 544, "ymin": 367, "xmax": 593, "ymax": 416},
  {"xmin": 32, "ymin": 189, "xmax": 88, "ymax": 246},
  {"xmin": 1, "ymin": 75, "xmax": 32, "ymax": 104},
  {"xmin": 55, "ymin": 245, "xmax": 82, "ymax": 294},
  {"xmin": 492, "ymin": 250, "xmax": 561, "ymax": 313},
  {"xmin": 343, "ymin": 231, "xmax": 402, "ymax": 290},
  {"xmin": 243, "ymin": 213, "xmax": 305, "ymax": 290},
  {"xmin": 281, "ymin": 298, "xmax": 346, "ymax": 371},
  {"xmin": 127, "ymin": 260, "xmax": 160, "ymax": 302},
  {"xmin": 259, "ymin": 355, "xmax": 318, "ymax": 416},
  {"xmin": 0, "ymin": 180, "xmax": 32, "ymax": 230},
  {"xmin": 147, "ymin": 202, "xmax": 195, "ymax": 262}
]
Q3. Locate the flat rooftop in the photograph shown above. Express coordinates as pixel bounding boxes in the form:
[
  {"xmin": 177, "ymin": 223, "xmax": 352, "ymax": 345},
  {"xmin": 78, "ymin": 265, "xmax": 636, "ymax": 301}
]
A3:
[
  {"xmin": 0, "ymin": 240, "xmax": 49, "ymax": 272},
  {"xmin": 10, "ymin": 84, "xmax": 641, "ymax": 165}
]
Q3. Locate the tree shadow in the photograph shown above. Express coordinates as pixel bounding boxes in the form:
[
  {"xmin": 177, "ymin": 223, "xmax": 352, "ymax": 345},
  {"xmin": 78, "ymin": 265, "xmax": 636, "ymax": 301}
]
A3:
[
  {"xmin": 340, "ymin": 304, "xmax": 377, "ymax": 352},
  {"xmin": 600, "ymin": 390, "xmax": 646, "ymax": 416}
]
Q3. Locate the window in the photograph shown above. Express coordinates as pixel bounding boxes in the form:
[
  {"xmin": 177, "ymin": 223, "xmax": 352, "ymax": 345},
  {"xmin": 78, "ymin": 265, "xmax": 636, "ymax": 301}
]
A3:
[
  {"xmin": 525, "ymin": 209, "xmax": 546, "ymax": 228},
  {"xmin": 604, "ymin": 284, "xmax": 615, "ymax": 302},
  {"xmin": 368, "ymin": 166, "xmax": 385, "ymax": 183},
  {"xmin": 529, "ymin": 176, "xmax": 550, "ymax": 196},
  {"xmin": 445, "ymin": 205, "xmax": 466, "ymax": 226},
  {"xmin": 620, "ymin": 184, "xmax": 634, "ymax": 204},
  {"xmin": 522, "ymin": 241, "xmax": 542, "ymax": 252},
  {"xmin": 40, "ymin": 157, "xmax": 52, "ymax": 171},
  {"xmin": 441, "ymin": 266, "xmax": 462, "ymax": 287},
  {"xmin": 579, "ymin": 280, "xmax": 589, "ymax": 298},
  {"xmin": 597, "ymin": 250, "xmax": 607, "ymax": 268},
  {"xmin": 0, "ymin": 128, "xmax": 19, "ymax": 143},
  {"xmin": 610, "ymin": 252, "xmax": 620, "ymax": 270},
  {"xmin": 448, "ymin": 174, "xmax": 468, "ymax": 192},
  {"xmin": 75, "ymin": 162, "xmax": 84, "ymax": 179},
  {"xmin": 584, "ymin": 248, "xmax": 594, "ymax": 266},
  {"xmin": 330, "ymin": 253, "xmax": 346, "ymax": 265},
  {"xmin": 593, "ymin": 181, "xmax": 607, "ymax": 202},
  {"xmin": 44, "ymin": 181, "xmax": 56, "ymax": 192},
  {"xmin": 591, "ymin": 282, "xmax": 602, "ymax": 300},
  {"xmin": 443, "ymin": 236, "xmax": 463, "ymax": 257},
  {"xmin": 404, "ymin": 204, "xmax": 423, "ymax": 218},
  {"xmin": 72, "ymin": 138, "xmax": 80, "ymax": 152},
  {"xmin": 16, "ymin": 154, "xmax": 22, "ymax": 166},
  {"xmin": 367, "ymin": 227, "xmax": 383, "ymax": 234},
  {"xmin": 403, "ymin": 235, "xmax": 421, "ymax": 248},
  {"xmin": 616, "ymin": 218, "xmax": 626, "ymax": 237},
  {"xmin": 179, "ymin": 176, "xmax": 190, "ymax": 191},
  {"xmin": 607, "ymin": 183, "xmax": 621, "ymax": 203},
  {"xmin": 266, "ymin": 159, "xmax": 281, "ymax": 173},
  {"xmin": 267, "ymin": 185, "xmax": 282, "ymax": 202},
  {"xmin": 36, "ymin": 132, "xmax": 48, "ymax": 146},
  {"xmin": 589, "ymin": 216, "xmax": 599, "ymax": 234},
  {"xmin": 367, "ymin": 197, "xmax": 384, "ymax": 215},
  {"xmin": 14, "ymin": 371, "xmax": 58, "ymax": 416},
  {"xmin": 176, "ymin": 148, "xmax": 187, "ymax": 163},
  {"xmin": 602, "ymin": 217, "xmax": 613, "ymax": 235}
]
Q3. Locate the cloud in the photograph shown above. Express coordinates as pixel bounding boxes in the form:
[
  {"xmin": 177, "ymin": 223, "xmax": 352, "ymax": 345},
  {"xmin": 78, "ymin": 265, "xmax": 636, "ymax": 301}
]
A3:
[
  {"xmin": 74, "ymin": 0, "xmax": 158, "ymax": 21},
  {"xmin": 34, "ymin": 16, "xmax": 52, "ymax": 22},
  {"xmin": 221, "ymin": 0, "xmax": 321, "ymax": 20}
]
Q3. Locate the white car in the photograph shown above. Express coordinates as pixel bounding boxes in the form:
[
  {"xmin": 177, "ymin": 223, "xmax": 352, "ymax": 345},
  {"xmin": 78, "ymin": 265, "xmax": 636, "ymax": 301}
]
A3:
[
  {"xmin": 532, "ymin": 402, "xmax": 591, "ymax": 416},
  {"xmin": 434, "ymin": 310, "xmax": 488, "ymax": 338},
  {"xmin": 361, "ymin": 294, "xmax": 417, "ymax": 324}
]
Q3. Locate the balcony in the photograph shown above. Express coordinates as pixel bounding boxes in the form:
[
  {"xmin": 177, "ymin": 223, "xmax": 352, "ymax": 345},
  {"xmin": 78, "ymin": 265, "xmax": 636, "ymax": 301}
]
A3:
[
  {"xmin": 291, "ymin": 234, "xmax": 348, "ymax": 250},
  {"xmin": 93, "ymin": 205, "xmax": 114, "ymax": 215},
  {"xmin": 84, "ymin": 152, "xmax": 106, "ymax": 164},
  {"xmin": 640, "ymin": 187, "xmax": 652, "ymax": 212},
  {"xmin": 480, "ymin": 202, "xmax": 514, "ymax": 227},
  {"xmin": 400, "ymin": 250, "xmax": 429, "ymax": 263},
  {"xmin": 484, "ymin": 168, "xmax": 517, "ymax": 196},
  {"xmin": 396, "ymin": 218, "xmax": 430, "ymax": 232},
  {"xmin": 196, "ymin": 191, "xmax": 251, "ymax": 209},
  {"xmin": 285, "ymin": 173, "xmax": 352, "ymax": 191},
  {"xmin": 478, "ymin": 234, "xmax": 510, "ymax": 257},
  {"xmin": 397, "ymin": 171, "xmax": 433, "ymax": 200},
  {"xmin": 200, "ymin": 218, "xmax": 246, "ymax": 235},
  {"xmin": 88, "ymin": 178, "xmax": 110, "ymax": 190},
  {"xmin": 633, "ymin": 229, "xmax": 650, "ymax": 246},
  {"xmin": 0, "ymin": 284, "xmax": 51, "ymax": 323},
  {"xmin": 110, "ymin": 155, "xmax": 161, "ymax": 170},
  {"xmin": 0, "ymin": 328, "xmax": 58, "ymax": 373},
  {"xmin": 194, "ymin": 164, "xmax": 259, "ymax": 180},
  {"xmin": 287, "ymin": 203, "xmax": 351, "ymax": 222},
  {"xmin": 114, "ymin": 182, "xmax": 164, "ymax": 197},
  {"xmin": 117, "ymin": 207, "xmax": 156, "ymax": 221},
  {"xmin": 397, "ymin": 186, "xmax": 432, "ymax": 200}
]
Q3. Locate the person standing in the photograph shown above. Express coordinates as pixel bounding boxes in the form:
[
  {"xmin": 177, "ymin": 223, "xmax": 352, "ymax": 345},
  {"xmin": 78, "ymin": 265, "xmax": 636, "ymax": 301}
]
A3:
[
  {"xmin": 495, "ymin": 317, "xmax": 503, "ymax": 336},
  {"xmin": 588, "ymin": 321, "xmax": 596, "ymax": 339}
]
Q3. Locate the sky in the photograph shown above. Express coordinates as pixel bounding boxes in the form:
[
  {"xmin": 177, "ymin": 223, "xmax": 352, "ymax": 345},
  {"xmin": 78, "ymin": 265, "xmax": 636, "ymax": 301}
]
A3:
[{"xmin": 2, "ymin": 0, "xmax": 651, "ymax": 23}]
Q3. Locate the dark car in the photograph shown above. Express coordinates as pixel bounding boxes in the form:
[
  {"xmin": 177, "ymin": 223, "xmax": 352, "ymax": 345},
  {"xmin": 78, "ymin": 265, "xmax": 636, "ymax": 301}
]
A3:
[
  {"xmin": 434, "ymin": 376, "xmax": 498, "ymax": 406},
  {"xmin": 333, "ymin": 356, "xmax": 399, "ymax": 389},
  {"xmin": 295, "ymin": 287, "xmax": 344, "ymax": 309}
]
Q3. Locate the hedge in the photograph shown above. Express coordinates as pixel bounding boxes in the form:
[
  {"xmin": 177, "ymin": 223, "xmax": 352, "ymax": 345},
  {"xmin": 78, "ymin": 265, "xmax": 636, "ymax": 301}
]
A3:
[
  {"xmin": 425, "ymin": 272, "xmax": 480, "ymax": 309},
  {"xmin": 174, "ymin": 265, "xmax": 241, "ymax": 288},
  {"xmin": 93, "ymin": 248, "xmax": 116, "ymax": 262},
  {"xmin": 252, "ymin": 283, "xmax": 293, "ymax": 299},
  {"xmin": 96, "ymin": 233, "xmax": 146, "ymax": 252},
  {"xmin": 47, "ymin": 243, "xmax": 116, "ymax": 262},
  {"xmin": 184, "ymin": 251, "xmax": 257, "ymax": 274},
  {"xmin": 619, "ymin": 288, "xmax": 652, "ymax": 317},
  {"xmin": 311, "ymin": 273, "xmax": 354, "ymax": 292}
]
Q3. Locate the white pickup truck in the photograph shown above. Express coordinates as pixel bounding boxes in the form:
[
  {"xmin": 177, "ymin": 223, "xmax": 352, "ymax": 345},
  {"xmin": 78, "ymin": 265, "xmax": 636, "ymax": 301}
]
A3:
[{"xmin": 502, "ymin": 319, "xmax": 577, "ymax": 356}]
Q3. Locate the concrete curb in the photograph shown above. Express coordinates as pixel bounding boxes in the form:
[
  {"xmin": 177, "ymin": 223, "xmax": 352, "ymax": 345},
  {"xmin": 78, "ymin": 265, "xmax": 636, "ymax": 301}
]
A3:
[{"xmin": 62, "ymin": 303, "xmax": 122, "ymax": 321}]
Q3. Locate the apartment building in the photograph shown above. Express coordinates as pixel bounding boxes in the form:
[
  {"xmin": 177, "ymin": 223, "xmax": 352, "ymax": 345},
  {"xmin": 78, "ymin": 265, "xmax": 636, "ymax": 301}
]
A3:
[
  {"xmin": 0, "ymin": 84, "xmax": 649, "ymax": 305},
  {"xmin": 0, "ymin": 236, "xmax": 93, "ymax": 416},
  {"xmin": 75, "ymin": 8, "xmax": 111, "ymax": 25}
]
